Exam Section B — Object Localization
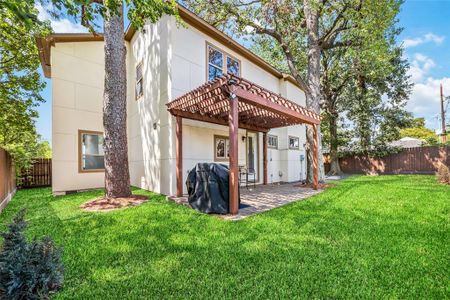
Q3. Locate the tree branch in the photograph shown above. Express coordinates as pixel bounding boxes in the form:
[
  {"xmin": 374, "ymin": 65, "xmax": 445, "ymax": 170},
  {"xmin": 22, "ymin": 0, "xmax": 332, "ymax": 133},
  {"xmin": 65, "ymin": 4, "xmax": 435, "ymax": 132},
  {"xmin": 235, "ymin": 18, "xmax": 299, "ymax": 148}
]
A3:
[{"xmin": 211, "ymin": 0, "xmax": 311, "ymax": 94}]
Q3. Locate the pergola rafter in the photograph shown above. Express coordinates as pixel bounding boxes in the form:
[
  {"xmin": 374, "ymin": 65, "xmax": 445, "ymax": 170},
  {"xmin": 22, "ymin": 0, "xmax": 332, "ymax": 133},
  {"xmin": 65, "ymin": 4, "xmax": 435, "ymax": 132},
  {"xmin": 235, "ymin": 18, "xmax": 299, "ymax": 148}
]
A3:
[{"xmin": 167, "ymin": 74, "xmax": 320, "ymax": 215}]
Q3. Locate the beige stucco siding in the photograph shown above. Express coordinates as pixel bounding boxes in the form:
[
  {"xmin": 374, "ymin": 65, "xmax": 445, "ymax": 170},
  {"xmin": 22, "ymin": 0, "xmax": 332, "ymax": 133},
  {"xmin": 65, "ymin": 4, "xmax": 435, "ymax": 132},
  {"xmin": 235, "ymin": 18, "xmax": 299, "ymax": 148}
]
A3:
[
  {"xmin": 51, "ymin": 42, "xmax": 106, "ymax": 193},
  {"xmin": 127, "ymin": 16, "xmax": 174, "ymax": 194},
  {"xmin": 165, "ymin": 18, "xmax": 308, "ymax": 191},
  {"xmin": 51, "ymin": 15, "xmax": 308, "ymax": 195}
]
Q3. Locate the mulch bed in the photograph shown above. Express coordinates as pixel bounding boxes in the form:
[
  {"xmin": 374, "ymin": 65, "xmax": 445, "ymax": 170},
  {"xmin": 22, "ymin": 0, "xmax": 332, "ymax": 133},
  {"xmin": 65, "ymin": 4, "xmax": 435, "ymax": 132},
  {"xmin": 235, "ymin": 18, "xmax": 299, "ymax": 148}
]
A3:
[
  {"xmin": 293, "ymin": 182, "xmax": 335, "ymax": 189},
  {"xmin": 80, "ymin": 195, "xmax": 148, "ymax": 212}
]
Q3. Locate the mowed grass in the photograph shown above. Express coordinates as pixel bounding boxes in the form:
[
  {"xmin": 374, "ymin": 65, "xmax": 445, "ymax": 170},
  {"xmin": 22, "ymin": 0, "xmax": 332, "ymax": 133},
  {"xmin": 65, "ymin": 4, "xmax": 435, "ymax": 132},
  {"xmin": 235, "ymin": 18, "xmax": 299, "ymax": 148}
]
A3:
[{"xmin": 0, "ymin": 175, "xmax": 449, "ymax": 299}]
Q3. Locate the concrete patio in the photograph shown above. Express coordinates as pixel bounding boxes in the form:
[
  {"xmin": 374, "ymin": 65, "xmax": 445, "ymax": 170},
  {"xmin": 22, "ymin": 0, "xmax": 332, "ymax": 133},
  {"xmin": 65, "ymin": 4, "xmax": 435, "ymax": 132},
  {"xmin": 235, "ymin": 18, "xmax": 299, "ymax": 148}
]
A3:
[{"xmin": 168, "ymin": 182, "xmax": 323, "ymax": 220}]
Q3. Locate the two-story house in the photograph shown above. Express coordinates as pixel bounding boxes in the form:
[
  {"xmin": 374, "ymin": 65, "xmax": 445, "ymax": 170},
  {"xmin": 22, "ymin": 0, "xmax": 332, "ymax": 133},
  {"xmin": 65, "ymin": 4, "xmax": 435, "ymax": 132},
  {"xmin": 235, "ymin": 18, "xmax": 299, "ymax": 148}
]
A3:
[{"xmin": 37, "ymin": 5, "xmax": 320, "ymax": 201}]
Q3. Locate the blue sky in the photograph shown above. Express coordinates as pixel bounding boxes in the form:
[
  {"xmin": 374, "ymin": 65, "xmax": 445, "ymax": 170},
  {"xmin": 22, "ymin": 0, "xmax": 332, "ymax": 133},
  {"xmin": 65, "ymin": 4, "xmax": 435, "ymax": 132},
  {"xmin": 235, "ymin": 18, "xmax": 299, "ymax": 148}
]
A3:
[{"xmin": 35, "ymin": 0, "xmax": 450, "ymax": 142}]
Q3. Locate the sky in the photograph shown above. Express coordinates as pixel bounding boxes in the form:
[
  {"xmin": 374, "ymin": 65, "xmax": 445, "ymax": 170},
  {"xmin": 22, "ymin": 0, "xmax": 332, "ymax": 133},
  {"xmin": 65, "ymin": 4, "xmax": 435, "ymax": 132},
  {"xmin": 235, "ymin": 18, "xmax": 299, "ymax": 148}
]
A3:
[{"xmin": 34, "ymin": 0, "xmax": 450, "ymax": 142}]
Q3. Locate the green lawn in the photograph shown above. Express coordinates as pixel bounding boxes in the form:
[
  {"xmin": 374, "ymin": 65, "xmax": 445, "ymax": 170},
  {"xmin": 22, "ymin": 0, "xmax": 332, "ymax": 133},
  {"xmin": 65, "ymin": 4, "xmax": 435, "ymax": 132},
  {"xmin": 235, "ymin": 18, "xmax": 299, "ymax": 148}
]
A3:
[{"xmin": 0, "ymin": 175, "xmax": 449, "ymax": 299}]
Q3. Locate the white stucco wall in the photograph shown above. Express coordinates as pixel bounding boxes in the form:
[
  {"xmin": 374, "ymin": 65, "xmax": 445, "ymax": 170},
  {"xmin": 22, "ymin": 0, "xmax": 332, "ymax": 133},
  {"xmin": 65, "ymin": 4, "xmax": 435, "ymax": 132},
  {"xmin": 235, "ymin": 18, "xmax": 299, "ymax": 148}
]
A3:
[
  {"xmin": 51, "ymin": 15, "xmax": 308, "ymax": 195},
  {"xmin": 51, "ymin": 42, "xmax": 106, "ymax": 193},
  {"xmin": 127, "ymin": 17, "xmax": 172, "ymax": 194},
  {"xmin": 163, "ymin": 17, "xmax": 308, "ymax": 194}
]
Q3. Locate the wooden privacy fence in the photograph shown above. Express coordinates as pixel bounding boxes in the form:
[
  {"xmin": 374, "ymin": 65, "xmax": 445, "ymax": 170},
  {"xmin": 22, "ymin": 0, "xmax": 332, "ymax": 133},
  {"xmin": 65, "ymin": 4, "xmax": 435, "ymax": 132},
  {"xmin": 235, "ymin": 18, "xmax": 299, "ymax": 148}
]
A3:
[
  {"xmin": 324, "ymin": 146, "xmax": 450, "ymax": 175},
  {"xmin": 18, "ymin": 158, "xmax": 52, "ymax": 188},
  {"xmin": 0, "ymin": 148, "xmax": 16, "ymax": 212}
]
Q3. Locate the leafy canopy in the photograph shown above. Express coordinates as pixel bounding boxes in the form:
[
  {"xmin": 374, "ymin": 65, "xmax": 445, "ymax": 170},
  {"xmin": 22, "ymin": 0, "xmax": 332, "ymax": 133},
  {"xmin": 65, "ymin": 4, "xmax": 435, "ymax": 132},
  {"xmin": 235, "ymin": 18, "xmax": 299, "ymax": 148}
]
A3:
[
  {"xmin": 44, "ymin": 0, "xmax": 178, "ymax": 31},
  {"xmin": 0, "ymin": 0, "xmax": 51, "ymax": 169}
]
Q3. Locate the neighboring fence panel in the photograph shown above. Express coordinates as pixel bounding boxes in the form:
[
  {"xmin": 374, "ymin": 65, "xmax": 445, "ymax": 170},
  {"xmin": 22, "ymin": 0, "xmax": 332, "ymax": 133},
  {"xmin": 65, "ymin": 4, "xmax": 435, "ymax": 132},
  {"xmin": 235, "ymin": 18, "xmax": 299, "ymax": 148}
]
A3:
[
  {"xmin": 0, "ymin": 148, "xmax": 16, "ymax": 212},
  {"xmin": 18, "ymin": 158, "xmax": 52, "ymax": 188},
  {"xmin": 324, "ymin": 146, "xmax": 450, "ymax": 175}
]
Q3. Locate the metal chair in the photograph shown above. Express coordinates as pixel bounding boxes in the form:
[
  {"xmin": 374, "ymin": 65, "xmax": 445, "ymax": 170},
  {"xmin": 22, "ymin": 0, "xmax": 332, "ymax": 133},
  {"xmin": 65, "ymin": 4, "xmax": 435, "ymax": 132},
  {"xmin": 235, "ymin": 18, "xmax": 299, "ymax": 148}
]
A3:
[{"xmin": 238, "ymin": 165, "xmax": 256, "ymax": 189}]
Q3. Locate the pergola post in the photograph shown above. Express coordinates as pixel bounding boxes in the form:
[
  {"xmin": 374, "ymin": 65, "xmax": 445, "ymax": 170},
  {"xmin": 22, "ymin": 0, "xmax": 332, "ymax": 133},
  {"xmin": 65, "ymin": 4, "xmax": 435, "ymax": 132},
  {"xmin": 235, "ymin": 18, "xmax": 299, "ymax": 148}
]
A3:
[
  {"xmin": 176, "ymin": 116, "xmax": 183, "ymax": 197},
  {"xmin": 263, "ymin": 132, "xmax": 268, "ymax": 185},
  {"xmin": 313, "ymin": 124, "xmax": 319, "ymax": 190},
  {"xmin": 229, "ymin": 95, "xmax": 239, "ymax": 215}
]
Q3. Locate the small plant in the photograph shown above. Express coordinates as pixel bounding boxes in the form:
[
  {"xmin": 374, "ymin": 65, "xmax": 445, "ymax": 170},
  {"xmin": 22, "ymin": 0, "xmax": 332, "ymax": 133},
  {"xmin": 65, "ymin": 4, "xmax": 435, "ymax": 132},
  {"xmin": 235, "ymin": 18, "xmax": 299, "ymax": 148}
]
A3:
[
  {"xmin": 436, "ymin": 164, "xmax": 450, "ymax": 184},
  {"xmin": 0, "ymin": 209, "xmax": 64, "ymax": 299}
]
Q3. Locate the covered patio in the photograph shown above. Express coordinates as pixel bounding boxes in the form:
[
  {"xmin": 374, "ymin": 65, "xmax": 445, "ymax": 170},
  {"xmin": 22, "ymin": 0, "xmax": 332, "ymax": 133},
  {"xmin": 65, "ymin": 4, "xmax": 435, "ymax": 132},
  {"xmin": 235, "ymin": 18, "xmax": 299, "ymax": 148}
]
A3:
[
  {"xmin": 167, "ymin": 74, "xmax": 321, "ymax": 215},
  {"xmin": 170, "ymin": 183, "xmax": 323, "ymax": 220}
]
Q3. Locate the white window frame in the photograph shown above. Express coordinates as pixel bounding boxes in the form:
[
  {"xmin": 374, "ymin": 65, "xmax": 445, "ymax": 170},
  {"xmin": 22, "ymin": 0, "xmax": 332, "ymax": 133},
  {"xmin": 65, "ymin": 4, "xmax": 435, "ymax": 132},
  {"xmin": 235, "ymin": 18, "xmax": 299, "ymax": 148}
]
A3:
[
  {"xmin": 135, "ymin": 62, "xmax": 143, "ymax": 100},
  {"xmin": 288, "ymin": 136, "xmax": 300, "ymax": 150},
  {"xmin": 268, "ymin": 135, "xmax": 278, "ymax": 149},
  {"xmin": 206, "ymin": 42, "xmax": 241, "ymax": 81}
]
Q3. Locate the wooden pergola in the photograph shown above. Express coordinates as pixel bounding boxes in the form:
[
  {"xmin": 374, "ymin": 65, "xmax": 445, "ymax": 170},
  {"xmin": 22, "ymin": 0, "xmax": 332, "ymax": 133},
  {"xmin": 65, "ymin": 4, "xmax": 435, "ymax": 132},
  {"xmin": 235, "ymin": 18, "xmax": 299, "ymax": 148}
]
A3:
[{"xmin": 167, "ymin": 74, "xmax": 321, "ymax": 215}]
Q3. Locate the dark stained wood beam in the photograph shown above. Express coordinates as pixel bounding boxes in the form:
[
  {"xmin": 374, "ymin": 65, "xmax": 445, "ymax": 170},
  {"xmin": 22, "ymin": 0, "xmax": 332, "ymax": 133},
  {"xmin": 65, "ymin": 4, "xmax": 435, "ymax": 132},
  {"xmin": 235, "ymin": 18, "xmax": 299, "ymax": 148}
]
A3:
[
  {"xmin": 228, "ymin": 96, "xmax": 239, "ymax": 215},
  {"xmin": 169, "ymin": 109, "xmax": 269, "ymax": 133},
  {"xmin": 234, "ymin": 88, "xmax": 320, "ymax": 125},
  {"xmin": 176, "ymin": 116, "xmax": 183, "ymax": 197}
]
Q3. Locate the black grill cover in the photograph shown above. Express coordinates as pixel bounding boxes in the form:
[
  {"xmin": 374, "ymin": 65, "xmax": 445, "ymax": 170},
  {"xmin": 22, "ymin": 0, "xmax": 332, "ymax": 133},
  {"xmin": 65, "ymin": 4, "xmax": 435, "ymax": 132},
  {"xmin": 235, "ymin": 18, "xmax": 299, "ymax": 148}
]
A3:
[{"xmin": 186, "ymin": 163, "xmax": 239, "ymax": 214}]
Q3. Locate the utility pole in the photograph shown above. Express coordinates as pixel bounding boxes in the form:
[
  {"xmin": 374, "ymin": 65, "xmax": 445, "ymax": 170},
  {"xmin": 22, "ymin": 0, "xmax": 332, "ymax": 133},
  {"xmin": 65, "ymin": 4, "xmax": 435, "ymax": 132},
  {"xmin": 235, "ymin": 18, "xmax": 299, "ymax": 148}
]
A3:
[{"xmin": 440, "ymin": 83, "xmax": 447, "ymax": 143}]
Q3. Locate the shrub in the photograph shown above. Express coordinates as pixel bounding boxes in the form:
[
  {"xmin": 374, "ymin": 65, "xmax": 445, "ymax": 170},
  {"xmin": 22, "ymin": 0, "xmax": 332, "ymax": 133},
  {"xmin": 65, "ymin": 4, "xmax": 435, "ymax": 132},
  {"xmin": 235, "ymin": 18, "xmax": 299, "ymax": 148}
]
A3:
[
  {"xmin": 437, "ymin": 164, "xmax": 450, "ymax": 184},
  {"xmin": 0, "ymin": 209, "xmax": 64, "ymax": 299}
]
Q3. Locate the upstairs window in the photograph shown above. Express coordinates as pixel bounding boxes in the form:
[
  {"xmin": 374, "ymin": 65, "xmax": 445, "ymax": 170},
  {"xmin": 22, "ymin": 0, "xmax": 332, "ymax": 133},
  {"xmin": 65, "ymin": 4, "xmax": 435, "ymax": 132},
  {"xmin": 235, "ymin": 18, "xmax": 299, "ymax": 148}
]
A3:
[
  {"xmin": 207, "ymin": 43, "xmax": 241, "ymax": 81},
  {"xmin": 268, "ymin": 135, "xmax": 278, "ymax": 149},
  {"xmin": 79, "ymin": 130, "xmax": 104, "ymax": 172},
  {"xmin": 135, "ymin": 63, "xmax": 143, "ymax": 99}
]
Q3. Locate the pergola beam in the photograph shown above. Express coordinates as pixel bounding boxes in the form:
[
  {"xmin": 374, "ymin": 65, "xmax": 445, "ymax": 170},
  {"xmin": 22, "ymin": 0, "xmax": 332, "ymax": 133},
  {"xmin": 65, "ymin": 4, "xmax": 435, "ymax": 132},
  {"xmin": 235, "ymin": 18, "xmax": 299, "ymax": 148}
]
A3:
[
  {"xmin": 169, "ymin": 109, "xmax": 269, "ymax": 133},
  {"xmin": 235, "ymin": 88, "xmax": 320, "ymax": 125},
  {"xmin": 167, "ymin": 74, "xmax": 321, "ymax": 214},
  {"xmin": 228, "ymin": 95, "xmax": 239, "ymax": 215},
  {"xmin": 176, "ymin": 117, "xmax": 183, "ymax": 197}
]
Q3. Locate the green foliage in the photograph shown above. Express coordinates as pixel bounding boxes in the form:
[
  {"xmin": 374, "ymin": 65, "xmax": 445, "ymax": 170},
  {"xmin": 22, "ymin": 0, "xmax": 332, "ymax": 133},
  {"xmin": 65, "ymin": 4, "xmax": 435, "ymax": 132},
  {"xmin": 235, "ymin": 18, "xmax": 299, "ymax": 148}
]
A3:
[
  {"xmin": 44, "ymin": 0, "xmax": 179, "ymax": 32},
  {"xmin": 243, "ymin": 1, "xmax": 412, "ymax": 154},
  {"xmin": 400, "ymin": 118, "xmax": 440, "ymax": 145},
  {"xmin": 250, "ymin": 36, "xmax": 290, "ymax": 74},
  {"xmin": 35, "ymin": 141, "xmax": 52, "ymax": 159},
  {"xmin": 338, "ymin": 144, "xmax": 402, "ymax": 159},
  {"xmin": 0, "ymin": 209, "xmax": 64, "ymax": 299},
  {"xmin": 345, "ymin": 40, "xmax": 413, "ymax": 150},
  {"xmin": 1, "ymin": 0, "xmax": 51, "ymax": 171},
  {"xmin": 1, "ymin": 178, "xmax": 449, "ymax": 298}
]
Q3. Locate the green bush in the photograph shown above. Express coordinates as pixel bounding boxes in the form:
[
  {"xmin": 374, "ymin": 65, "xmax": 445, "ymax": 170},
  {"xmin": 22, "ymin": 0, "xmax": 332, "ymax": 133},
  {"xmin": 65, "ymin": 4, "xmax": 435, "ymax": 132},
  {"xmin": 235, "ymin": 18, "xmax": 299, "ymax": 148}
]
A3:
[{"xmin": 0, "ymin": 209, "xmax": 64, "ymax": 299}]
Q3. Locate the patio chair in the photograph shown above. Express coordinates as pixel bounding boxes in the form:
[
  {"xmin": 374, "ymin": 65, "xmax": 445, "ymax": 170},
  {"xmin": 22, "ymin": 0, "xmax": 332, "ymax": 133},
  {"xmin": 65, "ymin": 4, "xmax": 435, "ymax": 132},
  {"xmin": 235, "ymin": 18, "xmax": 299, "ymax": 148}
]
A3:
[{"xmin": 238, "ymin": 165, "xmax": 256, "ymax": 190}]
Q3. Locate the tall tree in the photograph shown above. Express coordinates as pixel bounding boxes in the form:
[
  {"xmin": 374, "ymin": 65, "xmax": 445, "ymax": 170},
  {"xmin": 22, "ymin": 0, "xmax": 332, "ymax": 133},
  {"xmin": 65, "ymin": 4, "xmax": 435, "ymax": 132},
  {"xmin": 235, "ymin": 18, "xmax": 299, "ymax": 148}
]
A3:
[
  {"xmin": 346, "ymin": 44, "xmax": 413, "ymax": 152},
  {"xmin": 45, "ymin": 0, "xmax": 177, "ymax": 199},
  {"xmin": 326, "ymin": 21, "xmax": 412, "ymax": 167},
  {"xmin": 183, "ymin": 0, "xmax": 397, "ymax": 182},
  {"xmin": 0, "ymin": 0, "xmax": 51, "ymax": 170}
]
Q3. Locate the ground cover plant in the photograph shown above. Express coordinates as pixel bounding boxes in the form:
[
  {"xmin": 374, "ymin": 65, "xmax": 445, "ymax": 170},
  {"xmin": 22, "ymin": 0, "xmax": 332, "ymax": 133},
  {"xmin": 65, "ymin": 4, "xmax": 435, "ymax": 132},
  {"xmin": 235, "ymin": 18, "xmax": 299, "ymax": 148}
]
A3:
[
  {"xmin": 0, "ymin": 209, "xmax": 63, "ymax": 299},
  {"xmin": 0, "ymin": 175, "xmax": 448, "ymax": 299}
]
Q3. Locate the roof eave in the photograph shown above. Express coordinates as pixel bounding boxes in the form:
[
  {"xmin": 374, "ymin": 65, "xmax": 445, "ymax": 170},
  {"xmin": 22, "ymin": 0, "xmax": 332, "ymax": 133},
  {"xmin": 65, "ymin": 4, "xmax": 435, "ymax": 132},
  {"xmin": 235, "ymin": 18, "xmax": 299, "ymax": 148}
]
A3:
[{"xmin": 37, "ymin": 5, "xmax": 303, "ymax": 90}]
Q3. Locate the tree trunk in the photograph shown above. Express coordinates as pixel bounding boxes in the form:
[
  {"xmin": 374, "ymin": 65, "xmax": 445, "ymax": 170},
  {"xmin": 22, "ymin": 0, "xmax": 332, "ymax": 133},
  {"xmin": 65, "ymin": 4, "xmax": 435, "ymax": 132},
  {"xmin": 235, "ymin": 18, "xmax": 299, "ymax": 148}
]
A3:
[
  {"xmin": 304, "ymin": 0, "xmax": 325, "ymax": 183},
  {"xmin": 328, "ymin": 113, "xmax": 342, "ymax": 175},
  {"xmin": 103, "ymin": 4, "xmax": 131, "ymax": 199}
]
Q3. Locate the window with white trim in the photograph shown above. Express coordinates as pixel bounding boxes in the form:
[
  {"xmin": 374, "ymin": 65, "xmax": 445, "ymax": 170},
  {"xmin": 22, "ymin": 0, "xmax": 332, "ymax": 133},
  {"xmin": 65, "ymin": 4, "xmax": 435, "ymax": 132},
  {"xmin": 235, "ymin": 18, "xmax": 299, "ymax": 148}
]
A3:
[
  {"xmin": 268, "ymin": 135, "xmax": 278, "ymax": 149},
  {"xmin": 288, "ymin": 136, "xmax": 300, "ymax": 150},
  {"xmin": 135, "ymin": 63, "xmax": 143, "ymax": 99},
  {"xmin": 207, "ymin": 44, "xmax": 241, "ymax": 81}
]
